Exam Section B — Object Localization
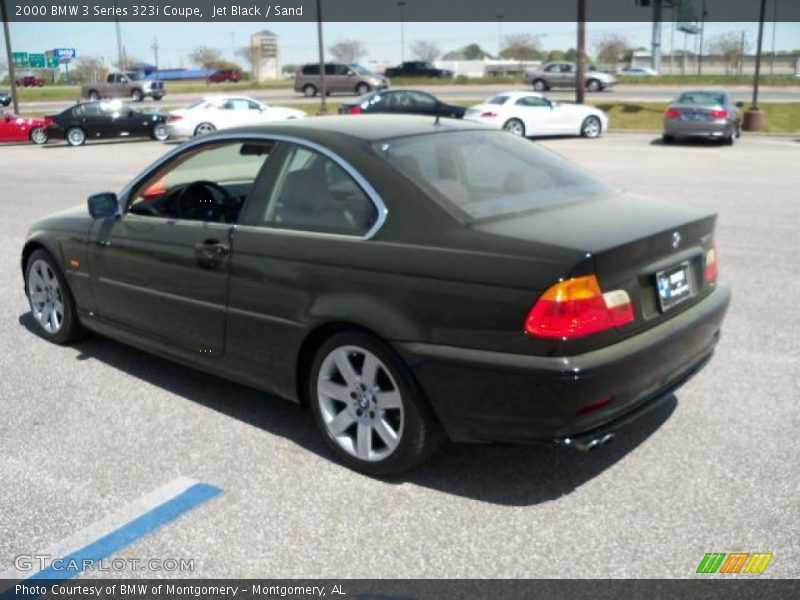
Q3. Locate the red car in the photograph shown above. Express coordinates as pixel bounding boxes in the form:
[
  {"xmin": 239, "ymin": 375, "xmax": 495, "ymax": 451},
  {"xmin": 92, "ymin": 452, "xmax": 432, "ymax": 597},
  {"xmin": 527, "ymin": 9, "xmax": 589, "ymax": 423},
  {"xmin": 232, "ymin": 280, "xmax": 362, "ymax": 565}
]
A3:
[
  {"xmin": 0, "ymin": 110, "xmax": 52, "ymax": 144},
  {"xmin": 208, "ymin": 69, "xmax": 241, "ymax": 83},
  {"xmin": 15, "ymin": 76, "xmax": 45, "ymax": 87}
]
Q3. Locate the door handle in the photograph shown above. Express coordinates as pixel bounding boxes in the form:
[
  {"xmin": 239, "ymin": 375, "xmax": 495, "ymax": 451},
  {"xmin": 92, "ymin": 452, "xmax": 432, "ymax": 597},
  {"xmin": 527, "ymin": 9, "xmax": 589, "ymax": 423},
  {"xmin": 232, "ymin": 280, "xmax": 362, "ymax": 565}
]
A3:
[{"xmin": 194, "ymin": 239, "xmax": 229, "ymax": 268}]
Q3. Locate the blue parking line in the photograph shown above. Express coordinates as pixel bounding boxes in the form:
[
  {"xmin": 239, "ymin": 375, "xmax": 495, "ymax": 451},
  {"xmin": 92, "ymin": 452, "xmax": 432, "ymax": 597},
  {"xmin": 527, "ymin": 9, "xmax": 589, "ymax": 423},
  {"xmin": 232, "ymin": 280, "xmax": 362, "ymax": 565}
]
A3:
[{"xmin": 3, "ymin": 481, "xmax": 221, "ymax": 599}]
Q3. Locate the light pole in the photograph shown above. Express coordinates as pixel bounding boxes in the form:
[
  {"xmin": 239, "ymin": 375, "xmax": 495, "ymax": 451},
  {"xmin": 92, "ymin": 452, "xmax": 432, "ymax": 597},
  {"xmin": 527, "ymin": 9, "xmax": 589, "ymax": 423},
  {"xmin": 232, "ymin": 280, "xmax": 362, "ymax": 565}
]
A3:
[
  {"xmin": 576, "ymin": 0, "xmax": 586, "ymax": 105},
  {"xmin": 398, "ymin": 2, "xmax": 407, "ymax": 63},
  {"xmin": 744, "ymin": 0, "xmax": 768, "ymax": 131},
  {"xmin": 770, "ymin": 0, "xmax": 778, "ymax": 75},
  {"xmin": 1, "ymin": 0, "xmax": 19, "ymax": 113},
  {"xmin": 316, "ymin": 0, "xmax": 328, "ymax": 114},
  {"xmin": 496, "ymin": 14, "xmax": 504, "ymax": 57},
  {"xmin": 113, "ymin": 0, "xmax": 124, "ymax": 70},
  {"xmin": 697, "ymin": 0, "xmax": 707, "ymax": 75}
]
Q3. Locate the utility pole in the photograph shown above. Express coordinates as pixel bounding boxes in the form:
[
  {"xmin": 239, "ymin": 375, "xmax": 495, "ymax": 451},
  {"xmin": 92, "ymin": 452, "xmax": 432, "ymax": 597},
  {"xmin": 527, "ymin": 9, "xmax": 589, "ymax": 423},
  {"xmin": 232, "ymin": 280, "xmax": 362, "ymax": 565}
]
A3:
[
  {"xmin": 398, "ymin": 2, "xmax": 407, "ymax": 63},
  {"xmin": 652, "ymin": 0, "xmax": 662, "ymax": 73},
  {"xmin": 576, "ymin": 0, "xmax": 586, "ymax": 104},
  {"xmin": 151, "ymin": 37, "xmax": 160, "ymax": 69},
  {"xmin": 697, "ymin": 0, "xmax": 707, "ymax": 75},
  {"xmin": 1, "ymin": 0, "xmax": 19, "ymax": 113},
  {"xmin": 769, "ymin": 0, "xmax": 778, "ymax": 75},
  {"xmin": 316, "ymin": 0, "xmax": 327, "ymax": 114},
  {"xmin": 744, "ymin": 0, "xmax": 768, "ymax": 131},
  {"xmin": 496, "ymin": 14, "xmax": 504, "ymax": 58},
  {"xmin": 113, "ymin": 0, "xmax": 124, "ymax": 70}
]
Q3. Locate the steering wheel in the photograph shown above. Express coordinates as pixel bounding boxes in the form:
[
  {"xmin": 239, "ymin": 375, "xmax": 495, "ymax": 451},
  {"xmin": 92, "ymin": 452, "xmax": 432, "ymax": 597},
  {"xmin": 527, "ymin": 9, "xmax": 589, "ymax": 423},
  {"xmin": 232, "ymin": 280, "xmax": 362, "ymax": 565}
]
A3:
[{"xmin": 174, "ymin": 180, "xmax": 234, "ymax": 221}]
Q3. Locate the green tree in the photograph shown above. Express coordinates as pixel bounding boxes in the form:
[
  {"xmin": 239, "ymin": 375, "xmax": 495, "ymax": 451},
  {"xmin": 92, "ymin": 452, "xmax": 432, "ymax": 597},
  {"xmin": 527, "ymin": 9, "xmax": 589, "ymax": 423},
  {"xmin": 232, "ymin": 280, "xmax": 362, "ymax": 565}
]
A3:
[
  {"xmin": 499, "ymin": 34, "xmax": 543, "ymax": 61},
  {"xmin": 189, "ymin": 46, "xmax": 223, "ymax": 69}
]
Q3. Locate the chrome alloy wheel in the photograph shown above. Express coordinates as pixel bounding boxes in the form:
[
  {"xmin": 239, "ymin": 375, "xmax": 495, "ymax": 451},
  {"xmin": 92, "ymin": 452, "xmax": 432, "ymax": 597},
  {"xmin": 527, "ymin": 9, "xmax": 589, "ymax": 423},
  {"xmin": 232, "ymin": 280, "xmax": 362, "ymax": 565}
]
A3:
[
  {"xmin": 503, "ymin": 119, "xmax": 525, "ymax": 136},
  {"xmin": 27, "ymin": 259, "xmax": 64, "ymax": 334},
  {"xmin": 582, "ymin": 116, "xmax": 601, "ymax": 138},
  {"xmin": 316, "ymin": 345, "xmax": 404, "ymax": 462}
]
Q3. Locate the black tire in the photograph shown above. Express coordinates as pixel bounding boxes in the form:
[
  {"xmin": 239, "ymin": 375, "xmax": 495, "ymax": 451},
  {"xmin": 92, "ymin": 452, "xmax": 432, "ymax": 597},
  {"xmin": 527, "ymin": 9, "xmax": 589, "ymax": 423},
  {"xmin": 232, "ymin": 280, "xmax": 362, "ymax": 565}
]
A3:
[
  {"xmin": 662, "ymin": 134, "xmax": 675, "ymax": 144},
  {"xmin": 25, "ymin": 249, "xmax": 85, "ymax": 345},
  {"xmin": 87, "ymin": 90, "xmax": 100, "ymax": 101},
  {"xmin": 307, "ymin": 331, "xmax": 444, "ymax": 476},
  {"xmin": 532, "ymin": 79, "xmax": 547, "ymax": 92},
  {"xmin": 193, "ymin": 122, "xmax": 216, "ymax": 137},
  {"xmin": 724, "ymin": 133, "xmax": 735, "ymax": 146},
  {"xmin": 356, "ymin": 82, "xmax": 370, "ymax": 96},
  {"xmin": 303, "ymin": 84, "xmax": 317, "ymax": 98},
  {"xmin": 66, "ymin": 127, "xmax": 86, "ymax": 147},
  {"xmin": 502, "ymin": 118, "xmax": 526, "ymax": 137},
  {"xmin": 131, "ymin": 88, "xmax": 144, "ymax": 102},
  {"xmin": 30, "ymin": 127, "xmax": 48, "ymax": 145},
  {"xmin": 152, "ymin": 94, "xmax": 163, "ymax": 101},
  {"xmin": 151, "ymin": 122, "xmax": 169, "ymax": 141},
  {"xmin": 586, "ymin": 79, "xmax": 602, "ymax": 92},
  {"xmin": 580, "ymin": 116, "xmax": 602, "ymax": 138}
]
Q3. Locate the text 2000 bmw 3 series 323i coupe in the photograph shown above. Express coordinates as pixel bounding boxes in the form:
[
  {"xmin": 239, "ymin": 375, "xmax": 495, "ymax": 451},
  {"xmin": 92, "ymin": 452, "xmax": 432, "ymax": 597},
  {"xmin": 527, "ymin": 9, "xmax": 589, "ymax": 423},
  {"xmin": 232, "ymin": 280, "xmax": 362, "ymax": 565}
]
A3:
[{"xmin": 22, "ymin": 116, "xmax": 730, "ymax": 475}]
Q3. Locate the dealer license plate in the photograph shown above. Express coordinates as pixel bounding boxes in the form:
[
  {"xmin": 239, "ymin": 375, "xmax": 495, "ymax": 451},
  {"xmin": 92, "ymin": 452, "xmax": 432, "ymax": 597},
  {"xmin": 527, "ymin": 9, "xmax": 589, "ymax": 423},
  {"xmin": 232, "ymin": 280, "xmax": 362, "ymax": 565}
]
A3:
[{"xmin": 656, "ymin": 262, "xmax": 694, "ymax": 311}]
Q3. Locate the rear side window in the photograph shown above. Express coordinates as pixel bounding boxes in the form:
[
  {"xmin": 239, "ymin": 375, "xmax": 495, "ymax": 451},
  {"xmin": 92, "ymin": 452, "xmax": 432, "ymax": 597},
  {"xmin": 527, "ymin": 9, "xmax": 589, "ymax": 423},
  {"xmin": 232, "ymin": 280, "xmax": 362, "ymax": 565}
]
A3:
[
  {"xmin": 250, "ymin": 144, "xmax": 378, "ymax": 236},
  {"xmin": 376, "ymin": 130, "xmax": 613, "ymax": 223},
  {"xmin": 302, "ymin": 65, "xmax": 319, "ymax": 75},
  {"xmin": 487, "ymin": 95, "xmax": 509, "ymax": 105}
]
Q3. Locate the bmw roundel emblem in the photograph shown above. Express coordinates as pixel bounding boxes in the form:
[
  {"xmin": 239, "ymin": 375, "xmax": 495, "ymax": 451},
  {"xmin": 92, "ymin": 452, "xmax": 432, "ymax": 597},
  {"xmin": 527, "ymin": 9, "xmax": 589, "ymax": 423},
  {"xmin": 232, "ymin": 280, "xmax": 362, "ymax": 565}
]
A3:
[{"xmin": 671, "ymin": 231, "xmax": 682, "ymax": 250}]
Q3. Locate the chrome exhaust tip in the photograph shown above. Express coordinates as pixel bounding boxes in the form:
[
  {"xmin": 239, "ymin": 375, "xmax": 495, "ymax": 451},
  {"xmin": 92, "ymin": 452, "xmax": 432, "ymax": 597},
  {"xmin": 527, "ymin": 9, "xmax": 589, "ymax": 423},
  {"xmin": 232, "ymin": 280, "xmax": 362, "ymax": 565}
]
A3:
[{"xmin": 556, "ymin": 432, "xmax": 615, "ymax": 452}]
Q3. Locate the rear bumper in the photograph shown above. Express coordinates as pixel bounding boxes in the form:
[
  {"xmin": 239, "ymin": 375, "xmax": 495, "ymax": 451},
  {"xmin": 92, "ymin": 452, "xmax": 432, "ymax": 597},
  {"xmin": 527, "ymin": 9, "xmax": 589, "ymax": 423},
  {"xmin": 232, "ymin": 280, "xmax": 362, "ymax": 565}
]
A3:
[
  {"xmin": 396, "ymin": 283, "xmax": 730, "ymax": 444},
  {"xmin": 664, "ymin": 119, "xmax": 733, "ymax": 138}
]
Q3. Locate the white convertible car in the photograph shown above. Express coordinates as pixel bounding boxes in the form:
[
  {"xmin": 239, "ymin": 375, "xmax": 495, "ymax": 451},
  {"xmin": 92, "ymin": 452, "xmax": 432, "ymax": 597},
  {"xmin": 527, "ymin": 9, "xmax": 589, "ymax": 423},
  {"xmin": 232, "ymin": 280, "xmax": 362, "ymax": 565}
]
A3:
[
  {"xmin": 464, "ymin": 91, "xmax": 608, "ymax": 139},
  {"xmin": 167, "ymin": 95, "xmax": 306, "ymax": 138}
]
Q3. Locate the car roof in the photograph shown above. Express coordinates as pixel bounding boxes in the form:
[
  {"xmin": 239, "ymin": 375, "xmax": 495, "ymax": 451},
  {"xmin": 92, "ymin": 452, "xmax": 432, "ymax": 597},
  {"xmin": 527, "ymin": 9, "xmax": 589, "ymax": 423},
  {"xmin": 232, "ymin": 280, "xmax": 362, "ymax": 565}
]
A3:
[
  {"xmin": 487, "ymin": 91, "xmax": 545, "ymax": 100},
  {"xmin": 224, "ymin": 114, "xmax": 489, "ymax": 142}
]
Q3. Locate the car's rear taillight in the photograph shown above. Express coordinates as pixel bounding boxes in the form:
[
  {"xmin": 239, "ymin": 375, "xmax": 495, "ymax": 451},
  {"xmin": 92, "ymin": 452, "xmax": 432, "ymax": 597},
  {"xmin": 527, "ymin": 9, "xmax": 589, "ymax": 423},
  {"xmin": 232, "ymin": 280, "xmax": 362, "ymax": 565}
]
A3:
[
  {"xmin": 664, "ymin": 108, "xmax": 681, "ymax": 119},
  {"xmin": 709, "ymin": 109, "xmax": 729, "ymax": 120},
  {"xmin": 705, "ymin": 247, "xmax": 718, "ymax": 283},
  {"xmin": 347, "ymin": 106, "xmax": 362, "ymax": 115},
  {"xmin": 168, "ymin": 114, "xmax": 183, "ymax": 121},
  {"xmin": 480, "ymin": 111, "xmax": 498, "ymax": 117},
  {"xmin": 524, "ymin": 275, "xmax": 634, "ymax": 339}
]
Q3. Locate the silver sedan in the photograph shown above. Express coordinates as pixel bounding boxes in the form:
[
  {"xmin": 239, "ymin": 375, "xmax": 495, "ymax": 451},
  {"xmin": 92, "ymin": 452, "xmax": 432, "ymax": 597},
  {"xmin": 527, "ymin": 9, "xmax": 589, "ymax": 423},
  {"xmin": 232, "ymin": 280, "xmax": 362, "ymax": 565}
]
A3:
[{"xmin": 663, "ymin": 90, "xmax": 743, "ymax": 145}]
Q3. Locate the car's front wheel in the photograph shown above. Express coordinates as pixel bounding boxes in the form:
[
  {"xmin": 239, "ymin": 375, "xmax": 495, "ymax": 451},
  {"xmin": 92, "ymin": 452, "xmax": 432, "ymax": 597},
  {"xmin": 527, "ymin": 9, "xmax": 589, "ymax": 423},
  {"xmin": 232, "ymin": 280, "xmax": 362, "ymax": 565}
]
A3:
[
  {"xmin": 356, "ymin": 82, "xmax": 370, "ymax": 96},
  {"xmin": 532, "ymin": 79, "xmax": 547, "ymax": 91},
  {"xmin": 586, "ymin": 79, "xmax": 603, "ymax": 92},
  {"xmin": 66, "ymin": 127, "xmax": 86, "ymax": 146},
  {"xmin": 30, "ymin": 127, "xmax": 48, "ymax": 145},
  {"xmin": 580, "ymin": 115, "xmax": 602, "ymax": 138},
  {"xmin": 25, "ymin": 249, "xmax": 84, "ymax": 344},
  {"xmin": 131, "ymin": 89, "xmax": 144, "ymax": 102},
  {"xmin": 503, "ymin": 118, "xmax": 526, "ymax": 137},
  {"xmin": 87, "ymin": 90, "xmax": 100, "ymax": 101},
  {"xmin": 308, "ymin": 331, "xmax": 443, "ymax": 476}
]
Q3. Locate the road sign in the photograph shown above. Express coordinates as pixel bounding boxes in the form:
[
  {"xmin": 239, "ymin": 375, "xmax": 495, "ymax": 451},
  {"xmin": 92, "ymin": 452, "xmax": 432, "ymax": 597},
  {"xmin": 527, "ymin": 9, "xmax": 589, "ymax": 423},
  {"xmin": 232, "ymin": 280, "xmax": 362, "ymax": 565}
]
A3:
[
  {"xmin": 260, "ymin": 38, "xmax": 278, "ymax": 58},
  {"xmin": 12, "ymin": 52, "xmax": 28, "ymax": 68},
  {"xmin": 46, "ymin": 57, "xmax": 60, "ymax": 68},
  {"xmin": 28, "ymin": 53, "xmax": 46, "ymax": 68},
  {"xmin": 54, "ymin": 48, "xmax": 77, "ymax": 61}
]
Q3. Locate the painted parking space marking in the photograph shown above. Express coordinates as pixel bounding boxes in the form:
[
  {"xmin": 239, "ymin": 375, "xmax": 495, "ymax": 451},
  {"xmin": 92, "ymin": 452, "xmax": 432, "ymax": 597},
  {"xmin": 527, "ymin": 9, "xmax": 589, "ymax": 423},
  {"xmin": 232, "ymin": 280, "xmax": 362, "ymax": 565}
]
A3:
[{"xmin": 0, "ymin": 477, "xmax": 222, "ymax": 582}]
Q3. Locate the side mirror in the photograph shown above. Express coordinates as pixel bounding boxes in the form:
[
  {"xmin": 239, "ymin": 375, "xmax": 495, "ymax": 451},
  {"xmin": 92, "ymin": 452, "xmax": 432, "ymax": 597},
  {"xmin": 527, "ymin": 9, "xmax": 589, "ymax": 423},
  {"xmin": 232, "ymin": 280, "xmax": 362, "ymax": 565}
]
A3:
[{"xmin": 88, "ymin": 192, "xmax": 119, "ymax": 219}]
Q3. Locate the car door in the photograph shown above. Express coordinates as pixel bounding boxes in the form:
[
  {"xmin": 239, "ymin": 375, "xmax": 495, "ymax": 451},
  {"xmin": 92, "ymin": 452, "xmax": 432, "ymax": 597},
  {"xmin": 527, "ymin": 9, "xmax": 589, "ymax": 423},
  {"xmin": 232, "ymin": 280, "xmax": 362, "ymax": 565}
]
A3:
[
  {"xmin": 224, "ymin": 140, "xmax": 382, "ymax": 395},
  {"xmin": 561, "ymin": 63, "xmax": 577, "ymax": 88},
  {"xmin": 512, "ymin": 95, "xmax": 557, "ymax": 135},
  {"xmin": 76, "ymin": 103, "xmax": 107, "ymax": 139},
  {"xmin": 88, "ymin": 139, "xmax": 274, "ymax": 357},
  {"xmin": 404, "ymin": 91, "xmax": 441, "ymax": 116}
]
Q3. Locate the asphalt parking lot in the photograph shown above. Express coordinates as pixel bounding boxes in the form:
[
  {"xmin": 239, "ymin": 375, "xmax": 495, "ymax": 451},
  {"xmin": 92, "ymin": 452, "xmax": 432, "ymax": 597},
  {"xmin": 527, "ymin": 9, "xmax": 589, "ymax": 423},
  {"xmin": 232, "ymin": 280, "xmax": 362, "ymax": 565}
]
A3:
[{"xmin": 1, "ymin": 132, "xmax": 798, "ymax": 579}]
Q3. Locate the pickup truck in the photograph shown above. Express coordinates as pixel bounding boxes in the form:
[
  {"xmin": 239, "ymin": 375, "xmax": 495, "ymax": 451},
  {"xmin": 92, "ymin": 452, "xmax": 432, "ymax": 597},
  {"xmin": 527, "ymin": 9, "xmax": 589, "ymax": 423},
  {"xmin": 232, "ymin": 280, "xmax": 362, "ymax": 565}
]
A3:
[
  {"xmin": 524, "ymin": 62, "xmax": 617, "ymax": 92},
  {"xmin": 15, "ymin": 76, "xmax": 45, "ymax": 87},
  {"xmin": 81, "ymin": 72, "xmax": 165, "ymax": 102},
  {"xmin": 384, "ymin": 61, "xmax": 453, "ymax": 79}
]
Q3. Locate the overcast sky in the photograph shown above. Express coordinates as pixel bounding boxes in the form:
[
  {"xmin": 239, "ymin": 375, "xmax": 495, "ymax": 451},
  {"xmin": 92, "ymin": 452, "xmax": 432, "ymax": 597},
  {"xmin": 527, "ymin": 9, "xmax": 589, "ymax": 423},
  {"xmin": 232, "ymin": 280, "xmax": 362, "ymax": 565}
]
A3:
[{"xmin": 4, "ymin": 20, "xmax": 799, "ymax": 69}]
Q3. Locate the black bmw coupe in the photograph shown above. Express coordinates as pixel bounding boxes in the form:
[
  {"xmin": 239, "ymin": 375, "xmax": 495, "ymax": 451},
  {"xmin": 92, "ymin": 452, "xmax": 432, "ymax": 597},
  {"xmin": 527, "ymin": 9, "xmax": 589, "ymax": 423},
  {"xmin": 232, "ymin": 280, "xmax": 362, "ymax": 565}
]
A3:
[
  {"xmin": 21, "ymin": 116, "xmax": 730, "ymax": 474},
  {"xmin": 46, "ymin": 101, "xmax": 169, "ymax": 146}
]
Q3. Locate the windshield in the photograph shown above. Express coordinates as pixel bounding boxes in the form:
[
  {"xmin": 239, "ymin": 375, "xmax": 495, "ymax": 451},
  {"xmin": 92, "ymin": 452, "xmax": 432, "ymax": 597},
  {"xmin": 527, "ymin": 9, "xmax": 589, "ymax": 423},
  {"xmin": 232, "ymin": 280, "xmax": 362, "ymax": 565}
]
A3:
[
  {"xmin": 677, "ymin": 92, "xmax": 725, "ymax": 106},
  {"xmin": 376, "ymin": 130, "xmax": 614, "ymax": 223},
  {"xmin": 348, "ymin": 63, "xmax": 371, "ymax": 75},
  {"xmin": 124, "ymin": 72, "xmax": 145, "ymax": 81}
]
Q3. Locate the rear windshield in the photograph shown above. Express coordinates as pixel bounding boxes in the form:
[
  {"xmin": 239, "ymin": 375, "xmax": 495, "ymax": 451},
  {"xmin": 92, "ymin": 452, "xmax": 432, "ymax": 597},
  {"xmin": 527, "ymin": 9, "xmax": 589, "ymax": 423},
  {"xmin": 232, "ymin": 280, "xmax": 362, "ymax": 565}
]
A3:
[
  {"xmin": 487, "ymin": 95, "xmax": 510, "ymax": 105},
  {"xmin": 677, "ymin": 92, "xmax": 725, "ymax": 106},
  {"xmin": 376, "ymin": 130, "xmax": 613, "ymax": 222}
]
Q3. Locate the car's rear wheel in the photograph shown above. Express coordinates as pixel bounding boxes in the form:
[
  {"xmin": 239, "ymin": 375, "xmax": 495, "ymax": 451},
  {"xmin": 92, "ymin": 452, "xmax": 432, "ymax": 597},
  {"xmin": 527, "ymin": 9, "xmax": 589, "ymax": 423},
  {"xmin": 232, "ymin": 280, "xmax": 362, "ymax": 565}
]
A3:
[
  {"xmin": 30, "ymin": 127, "xmax": 48, "ymax": 145},
  {"xmin": 66, "ymin": 127, "xmax": 86, "ymax": 146},
  {"xmin": 532, "ymin": 79, "xmax": 547, "ymax": 92},
  {"xmin": 356, "ymin": 82, "xmax": 370, "ymax": 96},
  {"xmin": 25, "ymin": 249, "xmax": 84, "ymax": 344},
  {"xmin": 151, "ymin": 123, "xmax": 169, "ymax": 141},
  {"xmin": 193, "ymin": 122, "xmax": 216, "ymax": 137},
  {"xmin": 131, "ymin": 89, "xmax": 144, "ymax": 102},
  {"xmin": 724, "ymin": 133, "xmax": 735, "ymax": 146},
  {"xmin": 87, "ymin": 90, "xmax": 99, "ymax": 101},
  {"xmin": 662, "ymin": 134, "xmax": 675, "ymax": 144},
  {"xmin": 303, "ymin": 84, "xmax": 318, "ymax": 98},
  {"xmin": 503, "ymin": 118, "xmax": 526, "ymax": 137},
  {"xmin": 308, "ymin": 331, "xmax": 444, "ymax": 476},
  {"xmin": 581, "ymin": 115, "xmax": 602, "ymax": 138},
  {"xmin": 586, "ymin": 79, "xmax": 603, "ymax": 92}
]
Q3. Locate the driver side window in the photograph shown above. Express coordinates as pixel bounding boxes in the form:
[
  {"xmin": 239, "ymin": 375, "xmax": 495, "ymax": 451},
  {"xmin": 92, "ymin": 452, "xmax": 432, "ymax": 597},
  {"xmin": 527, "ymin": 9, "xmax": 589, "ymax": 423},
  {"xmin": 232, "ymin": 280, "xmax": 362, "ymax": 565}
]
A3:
[{"xmin": 128, "ymin": 141, "xmax": 272, "ymax": 224}]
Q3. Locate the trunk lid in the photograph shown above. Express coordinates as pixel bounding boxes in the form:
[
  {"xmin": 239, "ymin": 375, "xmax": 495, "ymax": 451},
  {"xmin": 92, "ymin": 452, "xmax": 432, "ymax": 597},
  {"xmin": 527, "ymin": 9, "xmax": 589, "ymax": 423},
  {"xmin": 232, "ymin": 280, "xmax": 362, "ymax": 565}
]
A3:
[{"xmin": 475, "ymin": 192, "xmax": 717, "ymax": 336}]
